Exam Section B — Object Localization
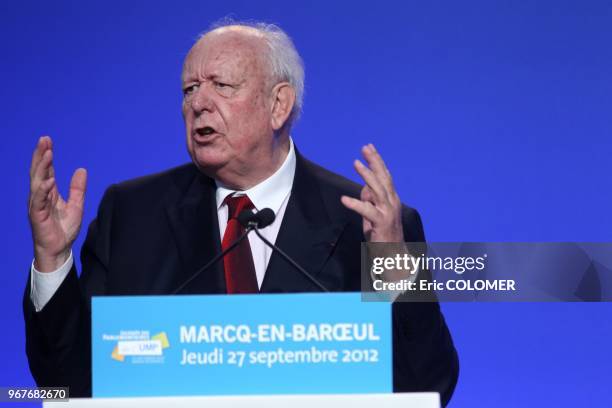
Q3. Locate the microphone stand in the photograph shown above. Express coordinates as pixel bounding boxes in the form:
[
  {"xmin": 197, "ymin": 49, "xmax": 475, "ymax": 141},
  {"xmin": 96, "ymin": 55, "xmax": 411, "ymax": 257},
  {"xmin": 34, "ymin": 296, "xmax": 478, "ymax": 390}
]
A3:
[
  {"xmin": 172, "ymin": 226, "xmax": 255, "ymax": 294},
  {"xmin": 173, "ymin": 210, "xmax": 330, "ymax": 294},
  {"xmin": 251, "ymin": 227, "xmax": 329, "ymax": 292}
]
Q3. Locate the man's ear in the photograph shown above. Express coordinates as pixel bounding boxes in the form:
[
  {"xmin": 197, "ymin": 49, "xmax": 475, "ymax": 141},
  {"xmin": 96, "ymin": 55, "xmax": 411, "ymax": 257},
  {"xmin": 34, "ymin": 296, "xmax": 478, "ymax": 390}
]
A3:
[{"xmin": 270, "ymin": 82, "xmax": 296, "ymax": 131}]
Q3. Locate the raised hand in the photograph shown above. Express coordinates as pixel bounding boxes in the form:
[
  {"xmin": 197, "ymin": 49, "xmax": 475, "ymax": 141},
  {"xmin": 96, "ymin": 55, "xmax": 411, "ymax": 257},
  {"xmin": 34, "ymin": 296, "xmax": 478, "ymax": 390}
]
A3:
[
  {"xmin": 341, "ymin": 144, "xmax": 404, "ymax": 242},
  {"xmin": 28, "ymin": 136, "xmax": 87, "ymax": 272}
]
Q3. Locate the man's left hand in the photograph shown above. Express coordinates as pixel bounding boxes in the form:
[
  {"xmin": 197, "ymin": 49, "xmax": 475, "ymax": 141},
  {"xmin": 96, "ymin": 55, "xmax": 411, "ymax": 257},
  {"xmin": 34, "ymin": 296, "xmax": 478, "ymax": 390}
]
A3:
[{"xmin": 341, "ymin": 144, "xmax": 404, "ymax": 242}]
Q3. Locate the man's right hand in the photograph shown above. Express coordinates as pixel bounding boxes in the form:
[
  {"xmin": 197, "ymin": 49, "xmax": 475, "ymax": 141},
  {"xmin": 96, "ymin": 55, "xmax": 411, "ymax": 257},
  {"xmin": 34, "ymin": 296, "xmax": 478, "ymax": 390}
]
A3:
[{"xmin": 29, "ymin": 136, "xmax": 87, "ymax": 272}]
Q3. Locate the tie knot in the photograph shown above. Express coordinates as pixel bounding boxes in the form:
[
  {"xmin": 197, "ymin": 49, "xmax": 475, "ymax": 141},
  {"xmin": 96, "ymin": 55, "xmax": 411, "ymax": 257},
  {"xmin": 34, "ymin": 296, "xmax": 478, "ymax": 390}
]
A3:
[{"xmin": 224, "ymin": 194, "xmax": 254, "ymax": 219}]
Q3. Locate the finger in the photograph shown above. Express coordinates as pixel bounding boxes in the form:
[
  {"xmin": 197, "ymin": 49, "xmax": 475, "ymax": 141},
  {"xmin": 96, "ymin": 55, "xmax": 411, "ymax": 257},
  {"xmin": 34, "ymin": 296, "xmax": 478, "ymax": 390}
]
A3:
[
  {"xmin": 354, "ymin": 159, "xmax": 387, "ymax": 203},
  {"xmin": 30, "ymin": 136, "xmax": 52, "ymax": 179},
  {"xmin": 363, "ymin": 144, "xmax": 390, "ymax": 177},
  {"xmin": 30, "ymin": 176, "xmax": 56, "ymax": 213},
  {"xmin": 361, "ymin": 185, "xmax": 376, "ymax": 203},
  {"xmin": 30, "ymin": 137, "xmax": 44, "ymax": 179},
  {"xmin": 362, "ymin": 144, "xmax": 395, "ymax": 194},
  {"xmin": 341, "ymin": 195, "xmax": 379, "ymax": 223},
  {"xmin": 30, "ymin": 149, "xmax": 53, "ymax": 193},
  {"xmin": 47, "ymin": 151, "xmax": 58, "ymax": 199},
  {"xmin": 67, "ymin": 168, "xmax": 87, "ymax": 209}
]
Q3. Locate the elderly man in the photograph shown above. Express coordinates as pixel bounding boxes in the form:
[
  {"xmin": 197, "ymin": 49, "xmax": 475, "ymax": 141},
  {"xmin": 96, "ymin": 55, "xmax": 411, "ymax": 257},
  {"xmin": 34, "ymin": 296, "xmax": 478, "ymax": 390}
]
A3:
[{"xmin": 25, "ymin": 22, "xmax": 458, "ymax": 405}]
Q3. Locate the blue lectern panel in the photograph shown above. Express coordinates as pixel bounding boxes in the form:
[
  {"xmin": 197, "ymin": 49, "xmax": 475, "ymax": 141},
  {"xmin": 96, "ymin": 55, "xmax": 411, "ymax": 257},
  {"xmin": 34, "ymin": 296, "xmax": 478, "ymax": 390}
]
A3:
[{"xmin": 92, "ymin": 293, "xmax": 391, "ymax": 397}]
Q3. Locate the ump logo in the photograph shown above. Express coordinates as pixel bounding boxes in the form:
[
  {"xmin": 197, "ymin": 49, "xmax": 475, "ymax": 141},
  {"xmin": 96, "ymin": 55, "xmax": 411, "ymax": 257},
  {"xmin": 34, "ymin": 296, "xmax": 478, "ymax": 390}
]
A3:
[{"xmin": 104, "ymin": 331, "xmax": 170, "ymax": 363}]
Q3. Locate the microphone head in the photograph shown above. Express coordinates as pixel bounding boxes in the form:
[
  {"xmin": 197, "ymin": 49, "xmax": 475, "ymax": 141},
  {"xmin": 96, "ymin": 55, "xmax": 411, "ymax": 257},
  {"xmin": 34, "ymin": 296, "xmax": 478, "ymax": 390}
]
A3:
[
  {"xmin": 237, "ymin": 208, "xmax": 275, "ymax": 228},
  {"xmin": 255, "ymin": 208, "xmax": 276, "ymax": 228},
  {"xmin": 237, "ymin": 209, "xmax": 256, "ymax": 227}
]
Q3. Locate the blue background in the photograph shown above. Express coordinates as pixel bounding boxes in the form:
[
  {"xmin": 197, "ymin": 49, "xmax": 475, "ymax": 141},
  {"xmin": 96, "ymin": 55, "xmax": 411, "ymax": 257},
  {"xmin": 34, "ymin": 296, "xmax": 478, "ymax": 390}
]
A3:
[{"xmin": 1, "ymin": 1, "xmax": 610, "ymax": 406}]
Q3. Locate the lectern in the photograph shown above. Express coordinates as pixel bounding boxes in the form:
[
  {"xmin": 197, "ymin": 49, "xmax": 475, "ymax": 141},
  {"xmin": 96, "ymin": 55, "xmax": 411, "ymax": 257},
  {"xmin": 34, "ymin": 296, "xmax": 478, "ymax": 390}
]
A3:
[{"xmin": 45, "ymin": 293, "xmax": 440, "ymax": 407}]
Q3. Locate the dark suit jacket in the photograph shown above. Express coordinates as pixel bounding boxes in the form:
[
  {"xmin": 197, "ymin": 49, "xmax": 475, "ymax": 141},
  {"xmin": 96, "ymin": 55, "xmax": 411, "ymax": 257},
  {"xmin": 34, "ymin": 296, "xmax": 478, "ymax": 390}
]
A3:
[{"xmin": 24, "ymin": 151, "xmax": 459, "ymax": 405}]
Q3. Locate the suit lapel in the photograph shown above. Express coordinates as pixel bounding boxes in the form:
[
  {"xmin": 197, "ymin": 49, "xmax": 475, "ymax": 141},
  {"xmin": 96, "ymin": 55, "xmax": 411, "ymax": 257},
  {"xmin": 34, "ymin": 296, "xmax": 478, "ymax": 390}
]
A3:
[
  {"xmin": 261, "ymin": 152, "xmax": 347, "ymax": 292},
  {"xmin": 165, "ymin": 171, "xmax": 226, "ymax": 294}
]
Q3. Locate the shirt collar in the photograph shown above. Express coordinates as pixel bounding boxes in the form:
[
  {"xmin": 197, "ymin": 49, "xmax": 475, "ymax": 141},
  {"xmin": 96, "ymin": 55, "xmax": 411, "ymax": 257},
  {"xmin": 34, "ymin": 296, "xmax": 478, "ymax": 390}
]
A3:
[{"xmin": 215, "ymin": 138, "xmax": 296, "ymax": 215}]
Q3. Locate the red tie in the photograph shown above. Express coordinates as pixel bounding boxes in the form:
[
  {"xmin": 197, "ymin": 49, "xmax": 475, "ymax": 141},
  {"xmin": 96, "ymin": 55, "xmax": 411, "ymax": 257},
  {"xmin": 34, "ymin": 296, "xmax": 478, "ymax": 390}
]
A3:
[{"xmin": 222, "ymin": 194, "xmax": 259, "ymax": 294}]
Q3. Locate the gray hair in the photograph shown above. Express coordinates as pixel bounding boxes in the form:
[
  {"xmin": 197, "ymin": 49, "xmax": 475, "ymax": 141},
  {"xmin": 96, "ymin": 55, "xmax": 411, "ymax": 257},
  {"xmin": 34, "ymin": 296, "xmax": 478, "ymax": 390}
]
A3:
[{"xmin": 200, "ymin": 18, "xmax": 305, "ymax": 127}]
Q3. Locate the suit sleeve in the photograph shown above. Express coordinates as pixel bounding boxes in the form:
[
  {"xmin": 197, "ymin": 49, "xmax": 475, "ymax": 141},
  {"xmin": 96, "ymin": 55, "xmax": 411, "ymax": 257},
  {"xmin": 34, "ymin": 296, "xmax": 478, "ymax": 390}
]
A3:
[
  {"xmin": 392, "ymin": 207, "xmax": 460, "ymax": 407},
  {"xmin": 23, "ymin": 185, "xmax": 116, "ymax": 397}
]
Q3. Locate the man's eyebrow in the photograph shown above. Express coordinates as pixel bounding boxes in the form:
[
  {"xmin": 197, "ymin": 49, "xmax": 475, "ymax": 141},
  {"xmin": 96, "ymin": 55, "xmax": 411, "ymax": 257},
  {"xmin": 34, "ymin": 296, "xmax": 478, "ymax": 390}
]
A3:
[
  {"xmin": 181, "ymin": 74, "xmax": 196, "ymax": 84},
  {"xmin": 182, "ymin": 72, "xmax": 221, "ymax": 83},
  {"xmin": 207, "ymin": 73, "xmax": 224, "ymax": 81},
  {"xmin": 182, "ymin": 72, "xmax": 242, "ymax": 86}
]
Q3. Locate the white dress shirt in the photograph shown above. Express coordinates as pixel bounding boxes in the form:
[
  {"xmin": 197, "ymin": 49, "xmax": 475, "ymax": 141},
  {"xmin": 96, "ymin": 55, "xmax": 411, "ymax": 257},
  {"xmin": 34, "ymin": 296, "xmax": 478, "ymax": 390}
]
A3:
[
  {"xmin": 30, "ymin": 138, "xmax": 296, "ymax": 311},
  {"xmin": 215, "ymin": 139, "xmax": 295, "ymax": 288}
]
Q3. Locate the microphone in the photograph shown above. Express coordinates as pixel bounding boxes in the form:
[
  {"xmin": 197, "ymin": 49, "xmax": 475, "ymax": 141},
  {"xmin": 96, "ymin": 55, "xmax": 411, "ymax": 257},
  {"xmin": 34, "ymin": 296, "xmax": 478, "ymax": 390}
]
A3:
[
  {"xmin": 172, "ymin": 209, "xmax": 257, "ymax": 294},
  {"xmin": 239, "ymin": 208, "xmax": 330, "ymax": 292},
  {"xmin": 237, "ymin": 208, "xmax": 275, "ymax": 229}
]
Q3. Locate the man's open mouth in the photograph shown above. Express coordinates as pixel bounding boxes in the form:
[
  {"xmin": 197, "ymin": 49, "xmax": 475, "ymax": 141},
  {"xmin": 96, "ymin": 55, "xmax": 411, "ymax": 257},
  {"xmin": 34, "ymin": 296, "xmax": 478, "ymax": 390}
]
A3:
[{"xmin": 196, "ymin": 126, "xmax": 216, "ymax": 136}]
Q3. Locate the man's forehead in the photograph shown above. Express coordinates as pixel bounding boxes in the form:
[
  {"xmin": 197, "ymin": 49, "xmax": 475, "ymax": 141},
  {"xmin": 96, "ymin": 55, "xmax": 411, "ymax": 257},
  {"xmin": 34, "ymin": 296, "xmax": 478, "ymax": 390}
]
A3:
[{"xmin": 182, "ymin": 28, "xmax": 266, "ymax": 80}]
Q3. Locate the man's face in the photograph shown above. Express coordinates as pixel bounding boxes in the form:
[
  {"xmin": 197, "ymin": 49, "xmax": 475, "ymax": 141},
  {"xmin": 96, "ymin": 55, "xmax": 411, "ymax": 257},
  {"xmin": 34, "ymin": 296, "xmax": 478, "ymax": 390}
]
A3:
[{"xmin": 182, "ymin": 29, "xmax": 276, "ymax": 185}]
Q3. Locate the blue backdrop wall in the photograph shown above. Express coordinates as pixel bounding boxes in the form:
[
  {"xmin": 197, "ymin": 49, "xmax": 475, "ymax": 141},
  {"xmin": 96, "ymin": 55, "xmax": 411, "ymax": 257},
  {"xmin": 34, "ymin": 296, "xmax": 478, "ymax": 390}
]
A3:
[{"xmin": 1, "ymin": 1, "xmax": 610, "ymax": 406}]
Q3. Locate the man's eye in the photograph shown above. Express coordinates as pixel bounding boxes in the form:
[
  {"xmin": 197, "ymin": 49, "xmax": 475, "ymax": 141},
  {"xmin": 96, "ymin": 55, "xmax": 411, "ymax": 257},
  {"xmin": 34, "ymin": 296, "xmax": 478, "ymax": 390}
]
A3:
[
  {"xmin": 214, "ymin": 81, "xmax": 237, "ymax": 97},
  {"xmin": 183, "ymin": 84, "xmax": 199, "ymax": 96}
]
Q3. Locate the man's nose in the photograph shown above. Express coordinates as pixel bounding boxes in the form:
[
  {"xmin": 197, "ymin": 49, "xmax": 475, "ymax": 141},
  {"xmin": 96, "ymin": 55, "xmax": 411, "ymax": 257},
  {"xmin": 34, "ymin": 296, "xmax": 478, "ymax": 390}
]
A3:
[{"xmin": 191, "ymin": 84, "xmax": 215, "ymax": 114}]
